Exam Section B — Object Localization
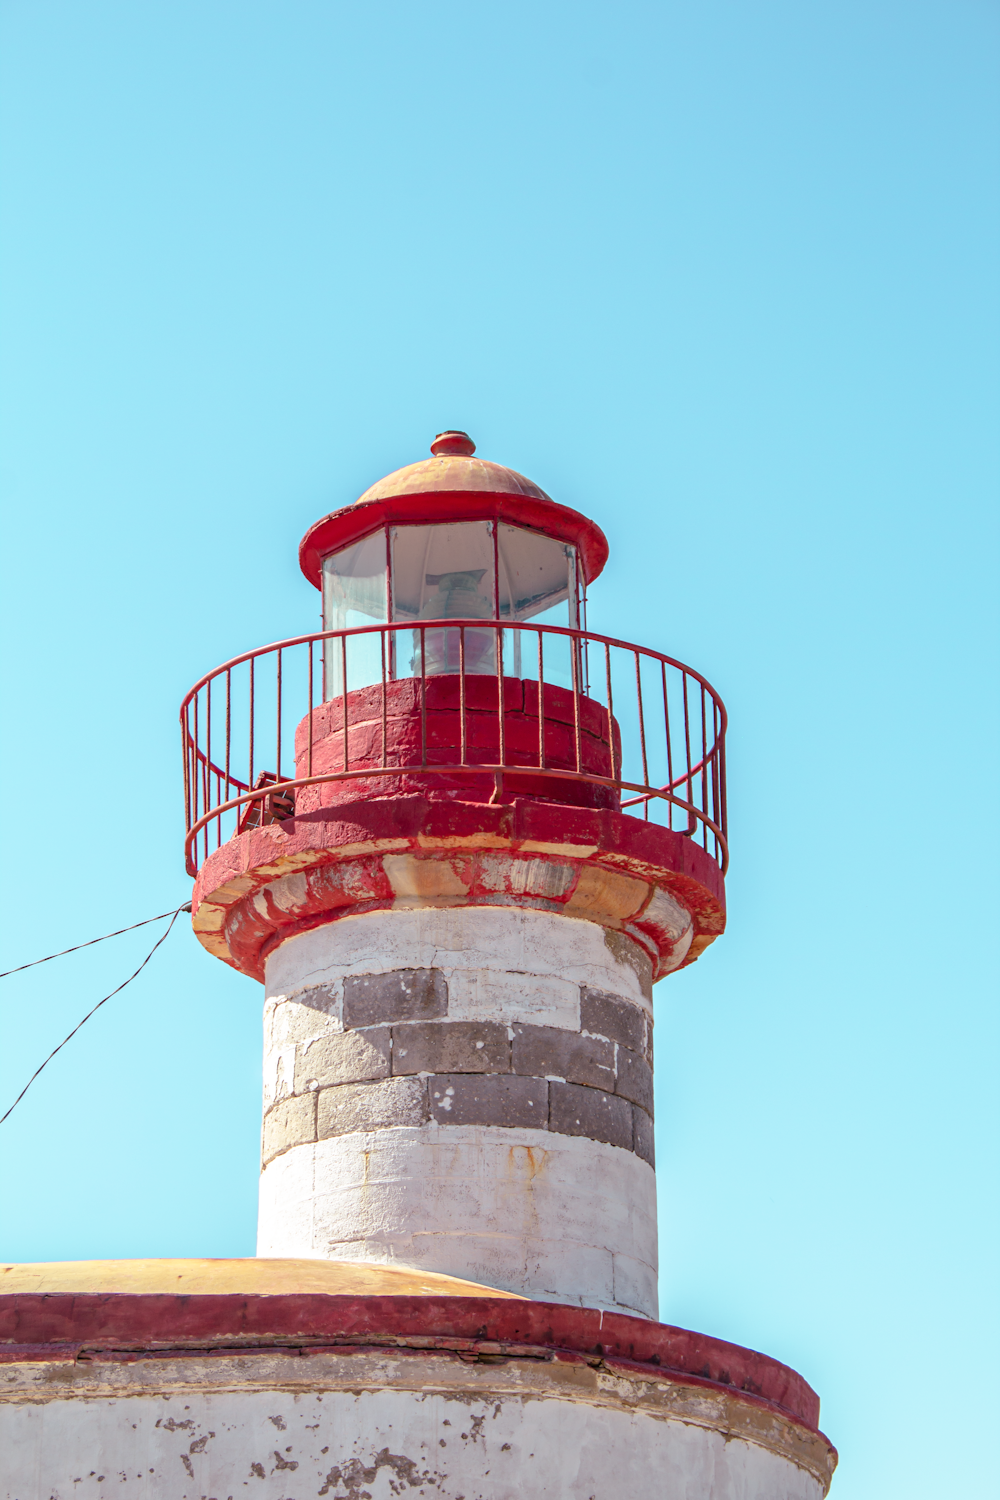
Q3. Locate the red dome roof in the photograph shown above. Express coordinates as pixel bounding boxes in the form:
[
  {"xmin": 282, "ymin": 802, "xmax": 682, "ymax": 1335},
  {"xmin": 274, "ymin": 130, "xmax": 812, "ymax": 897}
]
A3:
[{"xmin": 299, "ymin": 433, "xmax": 608, "ymax": 589}]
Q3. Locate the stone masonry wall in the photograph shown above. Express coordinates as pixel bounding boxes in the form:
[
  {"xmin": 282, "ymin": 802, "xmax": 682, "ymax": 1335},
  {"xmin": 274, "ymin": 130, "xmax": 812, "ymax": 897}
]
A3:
[
  {"xmin": 258, "ymin": 907, "xmax": 659, "ymax": 1314},
  {"xmin": 262, "ymin": 969, "xmax": 654, "ymax": 1170}
]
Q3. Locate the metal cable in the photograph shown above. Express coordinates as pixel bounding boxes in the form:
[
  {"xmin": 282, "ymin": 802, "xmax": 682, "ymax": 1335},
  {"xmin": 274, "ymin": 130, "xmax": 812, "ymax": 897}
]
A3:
[
  {"xmin": 0, "ymin": 904, "xmax": 192, "ymax": 980},
  {"xmin": 0, "ymin": 906, "xmax": 188, "ymax": 1126}
]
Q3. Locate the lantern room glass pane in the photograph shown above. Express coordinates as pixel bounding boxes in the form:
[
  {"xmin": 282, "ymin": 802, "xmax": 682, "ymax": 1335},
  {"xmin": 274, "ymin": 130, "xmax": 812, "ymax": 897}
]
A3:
[
  {"xmin": 497, "ymin": 524, "xmax": 579, "ymax": 685},
  {"xmin": 391, "ymin": 521, "xmax": 497, "ymax": 677},
  {"xmin": 497, "ymin": 524, "xmax": 578, "ymax": 625},
  {"xmin": 321, "ymin": 531, "xmax": 387, "ymax": 698}
]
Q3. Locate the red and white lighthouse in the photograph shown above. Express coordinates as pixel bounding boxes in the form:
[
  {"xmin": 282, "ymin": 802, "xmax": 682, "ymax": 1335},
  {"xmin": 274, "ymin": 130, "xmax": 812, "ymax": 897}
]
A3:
[{"xmin": 2, "ymin": 433, "xmax": 836, "ymax": 1499}]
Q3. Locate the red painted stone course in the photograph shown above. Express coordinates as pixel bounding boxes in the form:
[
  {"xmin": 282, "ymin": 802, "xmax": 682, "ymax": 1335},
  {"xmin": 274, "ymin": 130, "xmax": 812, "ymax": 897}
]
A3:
[
  {"xmin": 0, "ymin": 1293, "xmax": 820, "ymax": 1432},
  {"xmin": 293, "ymin": 677, "xmax": 622, "ymax": 815}
]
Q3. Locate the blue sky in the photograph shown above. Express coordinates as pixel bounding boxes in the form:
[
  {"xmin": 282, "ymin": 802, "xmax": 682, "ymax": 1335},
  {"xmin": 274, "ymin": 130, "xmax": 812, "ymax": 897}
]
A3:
[{"xmin": 1, "ymin": 3, "xmax": 997, "ymax": 1496}]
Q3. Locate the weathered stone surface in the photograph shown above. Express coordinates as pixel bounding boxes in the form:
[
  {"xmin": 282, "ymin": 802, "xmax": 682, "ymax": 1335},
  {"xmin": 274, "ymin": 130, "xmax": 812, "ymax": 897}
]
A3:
[
  {"xmin": 295, "ymin": 1028, "xmax": 390, "ymax": 1092},
  {"xmin": 549, "ymin": 1081, "xmax": 633, "ymax": 1151},
  {"xmin": 445, "ymin": 968, "xmax": 580, "ymax": 1030},
  {"xmin": 317, "ymin": 1077, "xmax": 427, "ymax": 1138},
  {"xmin": 580, "ymin": 986, "xmax": 647, "ymax": 1056},
  {"xmin": 632, "ymin": 1105, "xmax": 655, "ymax": 1167},
  {"xmin": 343, "ymin": 969, "xmax": 447, "ymax": 1028},
  {"xmin": 565, "ymin": 864, "xmax": 648, "ymax": 922},
  {"xmin": 511, "ymin": 1024, "xmax": 614, "ymax": 1090},
  {"xmin": 602, "ymin": 927, "xmax": 654, "ymax": 1000},
  {"xmin": 614, "ymin": 1047, "xmax": 654, "ymax": 1115},
  {"xmin": 262, "ymin": 1092, "xmax": 316, "ymax": 1165},
  {"xmin": 266, "ymin": 985, "xmax": 340, "ymax": 1046},
  {"xmin": 392, "ymin": 1021, "xmax": 509, "ymax": 1076},
  {"xmin": 428, "ymin": 1074, "xmax": 548, "ymax": 1129}
]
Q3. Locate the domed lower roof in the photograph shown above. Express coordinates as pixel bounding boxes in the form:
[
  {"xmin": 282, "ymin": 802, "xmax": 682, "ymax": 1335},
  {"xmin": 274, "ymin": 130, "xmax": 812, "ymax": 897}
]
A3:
[{"xmin": 0, "ymin": 1257, "xmax": 523, "ymax": 1298}]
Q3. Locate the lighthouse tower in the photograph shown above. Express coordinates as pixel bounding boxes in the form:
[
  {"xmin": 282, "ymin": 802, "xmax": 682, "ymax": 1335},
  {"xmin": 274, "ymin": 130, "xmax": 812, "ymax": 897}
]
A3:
[{"xmin": 1, "ymin": 434, "xmax": 836, "ymax": 1499}]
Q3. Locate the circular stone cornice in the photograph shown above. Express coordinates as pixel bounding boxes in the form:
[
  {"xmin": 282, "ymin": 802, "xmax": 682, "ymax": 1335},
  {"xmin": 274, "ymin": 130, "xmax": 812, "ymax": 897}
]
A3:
[{"xmin": 191, "ymin": 796, "xmax": 726, "ymax": 983}]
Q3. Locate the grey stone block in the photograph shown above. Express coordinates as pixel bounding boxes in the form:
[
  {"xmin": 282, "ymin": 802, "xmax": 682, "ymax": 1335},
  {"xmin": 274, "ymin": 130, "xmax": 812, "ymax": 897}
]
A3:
[
  {"xmin": 295, "ymin": 1028, "xmax": 390, "ymax": 1092},
  {"xmin": 549, "ymin": 1080, "xmax": 633, "ymax": 1151},
  {"xmin": 614, "ymin": 1047, "xmax": 654, "ymax": 1115},
  {"xmin": 511, "ymin": 1024, "xmax": 614, "ymax": 1090},
  {"xmin": 392, "ymin": 1021, "xmax": 509, "ymax": 1076},
  {"xmin": 632, "ymin": 1105, "xmax": 655, "ymax": 1167},
  {"xmin": 428, "ymin": 1074, "xmax": 548, "ymax": 1129},
  {"xmin": 343, "ymin": 969, "xmax": 447, "ymax": 1028},
  {"xmin": 580, "ymin": 986, "xmax": 647, "ymax": 1056},
  {"xmin": 317, "ymin": 1077, "xmax": 428, "ymax": 1139},
  {"xmin": 262, "ymin": 1092, "xmax": 316, "ymax": 1166},
  {"xmin": 603, "ymin": 928, "xmax": 654, "ymax": 1001}
]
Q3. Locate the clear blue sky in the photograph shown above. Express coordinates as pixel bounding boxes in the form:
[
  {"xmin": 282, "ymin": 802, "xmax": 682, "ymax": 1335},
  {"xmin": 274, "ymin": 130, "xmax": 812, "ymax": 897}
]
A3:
[{"xmin": 1, "ymin": 4, "xmax": 997, "ymax": 1496}]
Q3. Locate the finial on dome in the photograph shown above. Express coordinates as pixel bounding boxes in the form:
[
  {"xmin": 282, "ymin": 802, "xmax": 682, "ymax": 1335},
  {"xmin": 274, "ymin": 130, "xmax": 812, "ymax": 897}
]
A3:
[{"xmin": 430, "ymin": 430, "xmax": 476, "ymax": 457}]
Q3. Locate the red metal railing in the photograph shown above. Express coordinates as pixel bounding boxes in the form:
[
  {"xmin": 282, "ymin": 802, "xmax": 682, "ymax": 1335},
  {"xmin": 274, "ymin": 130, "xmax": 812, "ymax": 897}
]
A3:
[{"xmin": 180, "ymin": 621, "xmax": 728, "ymax": 878}]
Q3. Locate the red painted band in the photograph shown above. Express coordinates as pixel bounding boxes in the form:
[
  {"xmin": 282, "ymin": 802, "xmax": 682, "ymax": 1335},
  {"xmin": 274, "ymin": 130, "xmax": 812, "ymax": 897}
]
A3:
[
  {"xmin": 0, "ymin": 1294, "xmax": 819, "ymax": 1431},
  {"xmin": 299, "ymin": 493, "xmax": 609, "ymax": 590}
]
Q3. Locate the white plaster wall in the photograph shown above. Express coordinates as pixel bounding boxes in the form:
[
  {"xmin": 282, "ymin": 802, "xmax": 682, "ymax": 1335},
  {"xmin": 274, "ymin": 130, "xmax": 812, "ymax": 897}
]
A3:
[
  {"xmin": 264, "ymin": 906, "xmax": 652, "ymax": 1016},
  {"xmin": 258, "ymin": 1126, "xmax": 657, "ymax": 1316},
  {"xmin": 0, "ymin": 1359, "xmax": 829, "ymax": 1500}
]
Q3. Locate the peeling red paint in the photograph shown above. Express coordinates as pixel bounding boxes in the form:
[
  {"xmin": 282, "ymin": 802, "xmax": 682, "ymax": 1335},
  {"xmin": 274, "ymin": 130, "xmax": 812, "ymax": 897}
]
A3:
[{"xmin": 192, "ymin": 795, "xmax": 725, "ymax": 983}]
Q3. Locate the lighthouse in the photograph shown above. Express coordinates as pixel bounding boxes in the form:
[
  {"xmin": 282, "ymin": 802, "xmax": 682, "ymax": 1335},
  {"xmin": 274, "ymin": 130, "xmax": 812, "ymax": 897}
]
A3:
[{"xmin": 1, "ymin": 433, "xmax": 836, "ymax": 1499}]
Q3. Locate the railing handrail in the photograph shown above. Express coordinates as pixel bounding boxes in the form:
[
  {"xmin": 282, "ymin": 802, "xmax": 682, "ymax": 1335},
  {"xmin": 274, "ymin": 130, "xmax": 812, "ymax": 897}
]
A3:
[{"xmin": 179, "ymin": 618, "xmax": 728, "ymax": 727}]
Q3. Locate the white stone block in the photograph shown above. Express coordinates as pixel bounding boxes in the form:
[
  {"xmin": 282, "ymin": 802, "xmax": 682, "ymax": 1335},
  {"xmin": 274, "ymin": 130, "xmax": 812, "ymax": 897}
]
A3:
[
  {"xmin": 258, "ymin": 1126, "xmax": 657, "ymax": 1317},
  {"xmin": 265, "ymin": 907, "xmax": 651, "ymax": 1011}
]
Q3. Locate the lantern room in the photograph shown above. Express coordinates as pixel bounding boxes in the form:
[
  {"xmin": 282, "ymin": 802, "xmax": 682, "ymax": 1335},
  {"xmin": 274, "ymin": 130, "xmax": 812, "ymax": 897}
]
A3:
[{"xmin": 298, "ymin": 430, "xmax": 608, "ymax": 693}]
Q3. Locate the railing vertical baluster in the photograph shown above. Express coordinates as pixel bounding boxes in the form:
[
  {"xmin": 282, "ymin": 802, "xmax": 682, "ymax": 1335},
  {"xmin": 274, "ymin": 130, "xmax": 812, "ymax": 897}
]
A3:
[
  {"xmin": 496, "ymin": 624, "xmax": 506, "ymax": 769},
  {"xmin": 201, "ymin": 701, "xmax": 210, "ymax": 867},
  {"xmin": 225, "ymin": 670, "xmax": 232, "ymax": 838},
  {"xmin": 276, "ymin": 648, "xmax": 283, "ymax": 784},
  {"xmin": 604, "ymin": 644, "xmax": 616, "ymax": 784},
  {"xmin": 719, "ymin": 719, "xmax": 728, "ymax": 849},
  {"xmin": 380, "ymin": 628, "xmax": 388, "ymax": 770},
  {"xmin": 710, "ymin": 701, "xmax": 721, "ymax": 861},
  {"xmin": 635, "ymin": 651, "xmax": 649, "ymax": 820},
  {"xmin": 248, "ymin": 657, "xmax": 255, "ymax": 803},
  {"xmin": 661, "ymin": 661, "xmax": 674, "ymax": 831},
  {"xmin": 307, "ymin": 645, "xmax": 314, "ymax": 778},
  {"xmin": 341, "ymin": 636, "xmax": 349, "ymax": 772},
  {"xmin": 459, "ymin": 626, "xmax": 467, "ymax": 765},
  {"xmin": 537, "ymin": 630, "xmax": 545, "ymax": 770},
  {"xmin": 192, "ymin": 690, "xmax": 201, "ymax": 850},
  {"xmin": 700, "ymin": 684, "xmax": 708, "ymax": 851},
  {"xmin": 182, "ymin": 704, "xmax": 192, "ymax": 866},
  {"xmin": 419, "ymin": 627, "xmax": 427, "ymax": 767},
  {"xmin": 682, "ymin": 671, "xmax": 693, "ymax": 835},
  {"xmin": 205, "ymin": 676, "xmax": 212, "ymax": 845},
  {"xmin": 571, "ymin": 629, "xmax": 582, "ymax": 774}
]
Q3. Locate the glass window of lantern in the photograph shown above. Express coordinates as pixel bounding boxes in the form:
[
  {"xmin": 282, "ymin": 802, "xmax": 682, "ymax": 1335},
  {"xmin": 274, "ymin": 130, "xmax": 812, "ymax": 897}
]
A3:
[
  {"xmin": 497, "ymin": 524, "xmax": 579, "ymax": 686},
  {"xmin": 390, "ymin": 522, "xmax": 496, "ymax": 677},
  {"xmin": 321, "ymin": 531, "xmax": 388, "ymax": 698}
]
